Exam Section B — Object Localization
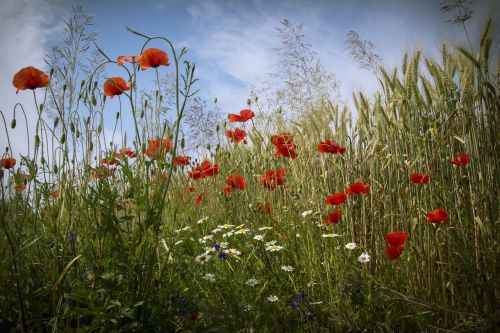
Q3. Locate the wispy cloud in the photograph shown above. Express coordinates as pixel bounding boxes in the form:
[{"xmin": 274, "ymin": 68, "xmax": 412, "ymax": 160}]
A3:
[{"xmin": 0, "ymin": 0, "xmax": 63, "ymax": 158}]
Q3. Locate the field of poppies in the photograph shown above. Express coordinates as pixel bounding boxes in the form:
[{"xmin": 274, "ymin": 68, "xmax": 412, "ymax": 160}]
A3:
[{"xmin": 0, "ymin": 20, "xmax": 498, "ymax": 332}]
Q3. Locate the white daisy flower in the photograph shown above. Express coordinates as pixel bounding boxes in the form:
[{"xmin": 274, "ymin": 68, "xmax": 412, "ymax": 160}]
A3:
[
  {"xmin": 265, "ymin": 240, "xmax": 277, "ymax": 246},
  {"xmin": 234, "ymin": 228, "xmax": 250, "ymax": 235},
  {"xmin": 281, "ymin": 265, "xmax": 294, "ymax": 272},
  {"xmin": 196, "ymin": 216, "xmax": 209, "ymax": 224},
  {"xmin": 219, "ymin": 223, "xmax": 235, "ymax": 229},
  {"xmin": 301, "ymin": 210, "xmax": 313, "ymax": 217},
  {"xmin": 222, "ymin": 231, "xmax": 234, "ymax": 238},
  {"xmin": 358, "ymin": 252, "xmax": 371, "ymax": 263},
  {"xmin": 322, "ymin": 233, "xmax": 340, "ymax": 238},
  {"xmin": 267, "ymin": 295, "xmax": 279, "ymax": 302},
  {"xmin": 194, "ymin": 253, "xmax": 211, "ymax": 264},
  {"xmin": 198, "ymin": 235, "xmax": 214, "ymax": 243},
  {"xmin": 204, "ymin": 246, "xmax": 216, "ymax": 253},
  {"xmin": 226, "ymin": 248, "xmax": 242, "ymax": 257},
  {"xmin": 245, "ymin": 278, "xmax": 260, "ymax": 287},
  {"xmin": 266, "ymin": 244, "xmax": 284, "ymax": 252},
  {"xmin": 174, "ymin": 226, "xmax": 190, "ymax": 233},
  {"xmin": 253, "ymin": 234, "xmax": 265, "ymax": 241},
  {"xmin": 201, "ymin": 273, "xmax": 216, "ymax": 282},
  {"xmin": 345, "ymin": 242, "xmax": 357, "ymax": 250}
]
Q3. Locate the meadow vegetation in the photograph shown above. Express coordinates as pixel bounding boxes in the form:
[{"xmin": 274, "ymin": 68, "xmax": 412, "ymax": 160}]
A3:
[{"xmin": 0, "ymin": 9, "xmax": 498, "ymax": 332}]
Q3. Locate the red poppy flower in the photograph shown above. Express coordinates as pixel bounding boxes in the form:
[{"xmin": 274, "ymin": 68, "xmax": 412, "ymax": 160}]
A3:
[
  {"xmin": 0, "ymin": 158, "xmax": 16, "ymax": 169},
  {"xmin": 136, "ymin": 48, "xmax": 170, "ymax": 70},
  {"xmin": 324, "ymin": 210, "xmax": 342, "ymax": 225},
  {"xmin": 325, "ymin": 192, "xmax": 348, "ymax": 205},
  {"xmin": 222, "ymin": 185, "xmax": 233, "ymax": 195},
  {"xmin": 185, "ymin": 184, "xmax": 195, "ymax": 192},
  {"xmin": 346, "ymin": 182, "xmax": 370, "ymax": 195},
  {"xmin": 146, "ymin": 138, "xmax": 171, "ymax": 159},
  {"xmin": 426, "ymin": 208, "xmax": 448, "ymax": 223},
  {"xmin": 13, "ymin": 66, "xmax": 49, "ymax": 94},
  {"xmin": 51, "ymin": 190, "xmax": 60, "ymax": 198},
  {"xmin": 384, "ymin": 231, "xmax": 408, "ymax": 246},
  {"xmin": 259, "ymin": 169, "xmax": 286, "ymax": 190},
  {"xmin": 173, "ymin": 155, "xmax": 191, "ymax": 167},
  {"xmin": 17, "ymin": 183, "xmax": 27, "ymax": 192},
  {"xmin": 385, "ymin": 245, "xmax": 404, "ymax": 260},
  {"xmin": 188, "ymin": 160, "xmax": 218, "ymax": 179},
  {"xmin": 194, "ymin": 192, "xmax": 204, "ymax": 205},
  {"xmin": 226, "ymin": 127, "xmax": 247, "ymax": 144},
  {"xmin": 257, "ymin": 201, "xmax": 272, "ymax": 214},
  {"xmin": 117, "ymin": 56, "xmax": 139, "ymax": 66},
  {"xmin": 92, "ymin": 166, "xmax": 115, "ymax": 179},
  {"xmin": 116, "ymin": 147, "xmax": 136, "ymax": 159},
  {"xmin": 451, "ymin": 152, "xmax": 470, "ymax": 166},
  {"xmin": 317, "ymin": 140, "xmax": 346, "ymax": 154},
  {"xmin": 100, "ymin": 158, "xmax": 117, "ymax": 166},
  {"xmin": 225, "ymin": 174, "xmax": 245, "ymax": 190},
  {"xmin": 274, "ymin": 143, "xmax": 298, "ymax": 158},
  {"xmin": 271, "ymin": 133, "xmax": 294, "ymax": 146},
  {"xmin": 228, "ymin": 109, "xmax": 255, "ymax": 123},
  {"xmin": 103, "ymin": 77, "xmax": 131, "ymax": 98},
  {"xmin": 410, "ymin": 172, "xmax": 430, "ymax": 184}
]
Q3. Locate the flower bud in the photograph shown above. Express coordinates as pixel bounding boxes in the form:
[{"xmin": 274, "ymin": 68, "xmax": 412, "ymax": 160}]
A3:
[{"xmin": 11, "ymin": 118, "xmax": 16, "ymax": 129}]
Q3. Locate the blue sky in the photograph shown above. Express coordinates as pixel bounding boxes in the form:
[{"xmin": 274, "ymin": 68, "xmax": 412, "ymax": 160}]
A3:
[{"xmin": 0, "ymin": 0, "xmax": 498, "ymax": 158}]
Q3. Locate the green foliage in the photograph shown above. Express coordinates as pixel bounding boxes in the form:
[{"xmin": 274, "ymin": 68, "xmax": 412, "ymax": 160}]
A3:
[{"xmin": 0, "ymin": 17, "xmax": 498, "ymax": 333}]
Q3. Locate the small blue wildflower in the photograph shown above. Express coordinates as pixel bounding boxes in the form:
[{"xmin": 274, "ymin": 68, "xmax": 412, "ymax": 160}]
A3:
[
  {"xmin": 218, "ymin": 251, "xmax": 227, "ymax": 259},
  {"xmin": 290, "ymin": 301, "xmax": 299, "ymax": 310},
  {"xmin": 295, "ymin": 290, "xmax": 307, "ymax": 302},
  {"xmin": 305, "ymin": 312, "xmax": 314, "ymax": 321}
]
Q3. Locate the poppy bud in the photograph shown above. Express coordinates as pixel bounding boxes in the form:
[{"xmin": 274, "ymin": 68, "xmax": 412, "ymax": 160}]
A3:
[
  {"xmin": 40, "ymin": 156, "xmax": 45, "ymax": 165},
  {"xmin": 159, "ymin": 95, "xmax": 163, "ymax": 103},
  {"xmin": 85, "ymin": 116, "xmax": 90, "ymax": 126},
  {"xmin": 53, "ymin": 165, "xmax": 58, "ymax": 173},
  {"xmin": 80, "ymin": 80, "xmax": 85, "ymax": 88},
  {"xmin": 54, "ymin": 117, "xmax": 59, "ymax": 128},
  {"xmin": 35, "ymin": 135, "xmax": 40, "ymax": 148},
  {"xmin": 140, "ymin": 110, "xmax": 144, "ymax": 118},
  {"xmin": 214, "ymin": 98, "xmax": 218, "ymax": 103},
  {"xmin": 116, "ymin": 112, "xmax": 120, "ymax": 120},
  {"xmin": 39, "ymin": 104, "xmax": 44, "ymax": 111},
  {"xmin": 246, "ymin": 98, "xmax": 251, "ymax": 106},
  {"xmin": 70, "ymin": 122, "xmax": 75, "ymax": 133},
  {"xmin": 255, "ymin": 96, "xmax": 259, "ymax": 102},
  {"xmin": 11, "ymin": 118, "xmax": 16, "ymax": 129},
  {"xmin": 93, "ymin": 81, "xmax": 98, "ymax": 89},
  {"xmin": 206, "ymin": 144, "xmax": 211, "ymax": 150},
  {"xmin": 145, "ymin": 100, "xmax": 148, "ymax": 108},
  {"xmin": 89, "ymin": 142, "xmax": 93, "ymax": 151},
  {"xmin": 49, "ymin": 68, "xmax": 54, "ymax": 76},
  {"xmin": 61, "ymin": 133, "xmax": 66, "ymax": 144},
  {"xmin": 63, "ymin": 84, "xmax": 67, "ymax": 92},
  {"xmin": 76, "ymin": 130, "xmax": 80, "ymax": 138},
  {"xmin": 216, "ymin": 125, "xmax": 219, "ymax": 133},
  {"xmin": 91, "ymin": 94, "xmax": 97, "ymax": 106},
  {"xmin": 181, "ymin": 137, "xmax": 185, "ymax": 149},
  {"xmin": 97, "ymin": 124, "xmax": 102, "ymax": 134}
]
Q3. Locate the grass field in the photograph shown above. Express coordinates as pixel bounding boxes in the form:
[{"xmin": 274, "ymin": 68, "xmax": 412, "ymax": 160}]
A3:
[{"xmin": 0, "ymin": 19, "xmax": 498, "ymax": 332}]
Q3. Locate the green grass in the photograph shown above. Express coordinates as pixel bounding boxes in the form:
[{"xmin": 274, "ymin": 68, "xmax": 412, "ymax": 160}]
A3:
[{"xmin": 0, "ymin": 21, "xmax": 498, "ymax": 332}]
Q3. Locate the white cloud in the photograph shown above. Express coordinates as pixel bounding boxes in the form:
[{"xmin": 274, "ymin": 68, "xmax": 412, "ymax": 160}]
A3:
[{"xmin": 0, "ymin": 0, "xmax": 62, "ymax": 159}]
